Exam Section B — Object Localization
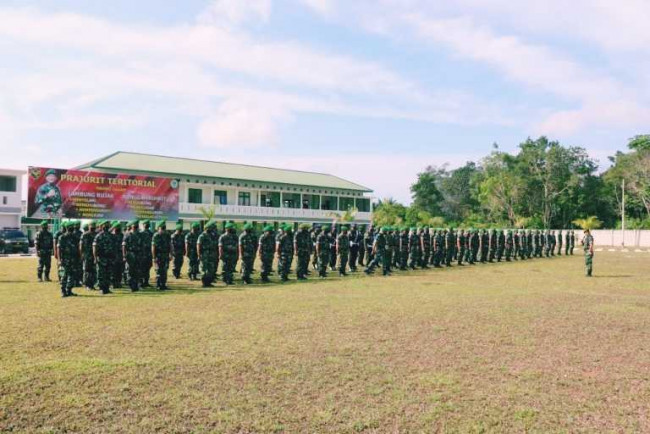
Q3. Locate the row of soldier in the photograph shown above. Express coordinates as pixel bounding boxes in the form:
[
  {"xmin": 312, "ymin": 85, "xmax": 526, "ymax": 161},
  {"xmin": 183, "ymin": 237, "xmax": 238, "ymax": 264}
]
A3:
[{"xmin": 34, "ymin": 220, "xmax": 577, "ymax": 297}]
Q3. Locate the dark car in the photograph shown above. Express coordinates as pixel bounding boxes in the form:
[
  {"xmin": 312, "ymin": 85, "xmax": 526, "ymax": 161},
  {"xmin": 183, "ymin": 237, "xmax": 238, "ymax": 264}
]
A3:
[{"xmin": 0, "ymin": 229, "xmax": 30, "ymax": 254}]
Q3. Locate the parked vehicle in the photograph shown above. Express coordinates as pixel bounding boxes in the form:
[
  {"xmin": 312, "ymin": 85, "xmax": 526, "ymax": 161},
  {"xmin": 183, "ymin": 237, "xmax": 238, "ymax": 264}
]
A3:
[{"xmin": 0, "ymin": 229, "xmax": 30, "ymax": 254}]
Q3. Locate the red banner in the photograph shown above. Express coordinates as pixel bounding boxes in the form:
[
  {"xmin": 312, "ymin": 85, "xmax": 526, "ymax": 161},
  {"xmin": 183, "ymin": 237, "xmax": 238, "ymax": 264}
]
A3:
[{"xmin": 27, "ymin": 167, "xmax": 179, "ymax": 221}]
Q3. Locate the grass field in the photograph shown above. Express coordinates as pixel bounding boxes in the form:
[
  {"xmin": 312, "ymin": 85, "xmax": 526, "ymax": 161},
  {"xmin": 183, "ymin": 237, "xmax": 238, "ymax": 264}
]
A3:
[{"xmin": 1, "ymin": 252, "xmax": 649, "ymax": 433}]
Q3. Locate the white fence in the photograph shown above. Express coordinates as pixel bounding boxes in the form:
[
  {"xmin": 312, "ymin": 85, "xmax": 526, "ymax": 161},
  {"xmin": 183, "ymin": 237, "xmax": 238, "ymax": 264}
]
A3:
[{"xmin": 585, "ymin": 229, "xmax": 650, "ymax": 247}]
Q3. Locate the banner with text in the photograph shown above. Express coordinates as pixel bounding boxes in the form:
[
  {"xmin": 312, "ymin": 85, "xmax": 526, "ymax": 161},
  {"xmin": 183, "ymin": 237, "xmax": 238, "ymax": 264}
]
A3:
[{"xmin": 27, "ymin": 167, "xmax": 179, "ymax": 220}]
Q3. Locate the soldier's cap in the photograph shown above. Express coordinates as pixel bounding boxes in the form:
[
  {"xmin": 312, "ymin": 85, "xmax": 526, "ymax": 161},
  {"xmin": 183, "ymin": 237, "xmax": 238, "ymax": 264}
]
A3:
[
  {"xmin": 45, "ymin": 169, "xmax": 57, "ymax": 177},
  {"xmin": 191, "ymin": 222, "xmax": 201, "ymax": 229},
  {"xmin": 89, "ymin": 220, "xmax": 96, "ymax": 227},
  {"xmin": 205, "ymin": 220, "xmax": 216, "ymax": 229},
  {"xmin": 175, "ymin": 223, "xmax": 183, "ymax": 230},
  {"xmin": 40, "ymin": 220, "xmax": 48, "ymax": 226},
  {"xmin": 60, "ymin": 221, "xmax": 68, "ymax": 228},
  {"xmin": 284, "ymin": 224, "xmax": 293, "ymax": 231},
  {"xmin": 341, "ymin": 225, "xmax": 349, "ymax": 231},
  {"xmin": 128, "ymin": 219, "xmax": 138, "ymax": 227},
  {"xmin": 111, "ymin": 221, "xmax": 121, "ymax": 230},
  {"xmin": 243, "ymin": 223, "xmax": 253, "ymax": 230},
  {"xmin": 82, "ymin": 223, "xmax": 89, "ymax": 230},
  {"xmin": 142, "ymin": 219, "xmax": 150, "ymax": 226},
  {"xmin": 299, "ymin": 223, "xmax": 311, "ymax": 230},
  {"xmin": 75, "ymin": 220, "xmax": 81, "ymax": 227},
  {"xmin": 322, "ymin": 225, "xmax": 330, "ymax": 231},
  {"xmin": 101, "ymin": 220, "xmax": 110, "ymax": 227},
  {"xmin": 225, "ymin": 222, "xmax": 235, "ymax": 229},
  {"xmin": 263, "ymin": 225, "xmax": 274, "ymax": 232}
]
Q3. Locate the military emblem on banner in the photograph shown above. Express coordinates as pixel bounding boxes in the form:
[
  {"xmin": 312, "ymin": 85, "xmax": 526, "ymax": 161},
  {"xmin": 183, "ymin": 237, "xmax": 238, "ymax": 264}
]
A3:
[
  {"xmin": 29, "ymin": 167, "xmax": 43, "ymax": 179},
  {"xmin": 171, "ymin": 179, "xmax": 179, "ymax": 189}
]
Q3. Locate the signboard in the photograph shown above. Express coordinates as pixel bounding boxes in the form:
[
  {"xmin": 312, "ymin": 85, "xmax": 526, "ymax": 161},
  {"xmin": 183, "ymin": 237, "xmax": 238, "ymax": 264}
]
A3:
[{"xmin": 27, "ymin": 167, "xmax": 179, "ymax": 221}]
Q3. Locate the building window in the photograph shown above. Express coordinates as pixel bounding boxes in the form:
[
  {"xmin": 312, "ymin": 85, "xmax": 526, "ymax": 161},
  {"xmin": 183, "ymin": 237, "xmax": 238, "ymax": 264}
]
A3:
[
  {"xmin": 339, "ymin": 197, "xmax": 355, "ymax": 211},
  {"xmin": 238, "ymin": 191, "xmax": 251, "ymax": 206},
  {"xmin": 282, "ymin": 193, "xmax": 301, "ymax": 209},
  {"xmin": 356, "ymin": 198, "xmax": 370, "ymax": 212},
  {"xmin": 303, "ymin": 194, "xmax": 320, "ymax": 210},
  {"xmin": 214, "ymin": 190, "xmax": 227, "ymax": 205},
  {"xmin": 188, "ymin": 188, "xmax": 203, "ymax": 204},
  {"xmin": 321, "ymin": 195, "xmax": 337, "ymax": 211},
  {"xmin": 261, "ymin": 192, "xmax": 281, "ymax": 208},
  {"xmin": 0, "ymin": 176, "xmax": 16, "ymax": 192}
]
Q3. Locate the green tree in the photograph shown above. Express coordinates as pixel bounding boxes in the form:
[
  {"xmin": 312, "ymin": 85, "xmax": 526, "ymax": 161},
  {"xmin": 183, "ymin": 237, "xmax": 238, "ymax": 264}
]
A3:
[
  {"xmin": 572, "ymin": 216, "xmax": 602, "ymax": 230},
  {"xmin": 410, "ymin": 169, "xmax": 443, "ymax": 216}
]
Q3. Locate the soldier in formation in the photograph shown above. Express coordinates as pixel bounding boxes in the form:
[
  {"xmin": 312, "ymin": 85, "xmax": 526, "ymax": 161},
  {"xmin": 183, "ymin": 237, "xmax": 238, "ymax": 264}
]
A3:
[{"xmin": 35, "ymin": 220, "xmax": 53, "ymax": 282}]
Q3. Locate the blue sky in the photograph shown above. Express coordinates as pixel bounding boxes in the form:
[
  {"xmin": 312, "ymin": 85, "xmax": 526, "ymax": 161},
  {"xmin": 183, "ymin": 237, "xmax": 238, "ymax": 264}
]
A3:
[{"xmin": 1, "ymin": 0, "xmax": 648, "ymax": 202}]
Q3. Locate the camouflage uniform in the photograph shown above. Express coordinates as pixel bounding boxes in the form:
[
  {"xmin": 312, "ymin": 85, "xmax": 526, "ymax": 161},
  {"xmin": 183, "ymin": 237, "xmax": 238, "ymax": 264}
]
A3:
[
  {"xmin": 316, "ymin": 228, "xmax": 331, "ymax": 278},
  {"xmin": 364, "ymin": 229, "xmax": 389, "ymax": 276},
  {"xmin": 258, "ymin": 228, "xmax": 276, "ymax": 283},
  {"xmin": 557, "ymin": 230, "xmax": 563, "ymax": 256},
  {"xmin": 392, "ymin": 230, "xmax": 401, "ymax": 269},
  {"xmin": 408, "ymin": 229, "xmax": 420, "ymax": 269},
  {"xmin": 348, "ymin": 225, "xmax": 361, "ymax": 271},
  {"xmin": 73, "ymin": 222, "xmax": 83, "ymax": 286},
  {"xmin": 139, "ymin": 223, "xmax": 154, "ymax": 287},
  {"xmin": 469, "ymin": 230, "xmax": 479, "ymax": 264},
  {"xmin": 196, "ymin": 222, "xmax": 219, "ymax": 288},
  {"xmin": 277, "ymin": 226, "xmax": 293, "ymax": 282},
  {"xmin": 294, "ymin": 226, "xmax": 312, "ymax": 280},
  {"xmin": 399, "ymin": 229, "xmax": 409, "ymax": 270},
  {"xmin": 152, "ymin": 224, "xmax": 172, "ymax": 290},
  {"xmin": 565, "ymin": 231, "xmax": 571, "ymax": 256},
  {"xmin": 93, "ymin": 222, "xmax": 114, "ymax": 294},
  {"xmin": 112, "ymin": 225, "xmax": 124, "ymax": 288},
  {"xmin": 35, "ymin": 223, "xmax": 53, "ymax": 281},
  {"xmin": 171, "ymin": 227, "xmax": 185, "ymax": 279},
  {"xmin": 456, "ymin": 229, "xmax": 466, "ymax": 266},
  {"xmin": 311, "ymin": 228, "xmax": 321, "ymax": 271},
  {"xmin": 57, "ymin": 224, "xmax": 79, "ymax": 297},
  {"xmin": 364, "ymin": 228, "xmax": 375, "ymax": 266},
  {"xmin": 80, "ymin": 225, "xmax": 97, "ymax": 289},
  {"xmin": 445, "ymin": 229, "xmax": 455, "ymax": 267},
  {"xmin": 328, "ymin": 228, "xmax": 337, "ymax": 271},
  {"xmin": 505, "ymin": 230, "xmax": 513, "ymax": 261},
  {"xmin": 570, "ymin": 231, "xmax": 575, "ymax": 255},
  {"xmin": 239, "ymin": 225, "xmax": 257, "ymax": 284},
  {"xmin": 336, "ymin": 229, "xmax": 350, "ymax": 276},
  {"xmin": 219, "ymin": 225, "xmax": 239, "ymax": 285},
  {"xmin": 122, "ymin": 222, "xmax": 141, "ymax": 291},
  {"xmin": 185, "ymin": 224, "xmax": 200, "ymax": 280},
  {"xmin": 53, "ymin": 227, "xmax": 66, "ymax": 281}
]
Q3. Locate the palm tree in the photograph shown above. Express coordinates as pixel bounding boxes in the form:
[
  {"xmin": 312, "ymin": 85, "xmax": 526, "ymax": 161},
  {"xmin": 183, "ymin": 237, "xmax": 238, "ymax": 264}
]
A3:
[
  {"xmin": 327, "ymin": 206, "xmax": 358, "ymax": 225},
  {"xmin": 197, "ymin": 206, "xmax": 216, "ymax": 222},
  {"xmin": 572, "ymin": 216, "xmax": 602, "ymax": 230}
]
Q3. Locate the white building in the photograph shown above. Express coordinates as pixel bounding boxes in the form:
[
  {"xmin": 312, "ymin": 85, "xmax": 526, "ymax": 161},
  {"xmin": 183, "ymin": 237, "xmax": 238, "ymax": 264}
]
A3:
[
  {"xmin": 76, "ymin": 152, "xmax": 374, "ymax": 226},
  {"xmin": 0, "ymin": 168, "xmax": 24, "ymax": 229}
]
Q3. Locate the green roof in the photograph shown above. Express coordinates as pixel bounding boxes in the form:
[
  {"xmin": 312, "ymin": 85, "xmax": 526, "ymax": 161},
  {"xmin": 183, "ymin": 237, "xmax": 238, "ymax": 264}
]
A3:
[{"xmin": 76, "ymin": 152, "xmax": 372, "ymax": 192}]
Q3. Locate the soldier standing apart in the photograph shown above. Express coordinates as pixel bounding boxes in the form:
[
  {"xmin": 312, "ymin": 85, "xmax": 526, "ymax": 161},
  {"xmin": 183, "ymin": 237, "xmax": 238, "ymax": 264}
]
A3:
[
  {"xmin": 152, "ymin": 220, "xmax": 172, "ymax": 290},
  {"xmin": 35, "ymin": 220, "xmax": 53, "ymax": 282},
  {"xmin": 93, "ymin": 220, "xmax": 113, "ymax": 295},
  {"xmin": 171, "ymin": 223, "xmax": 185, "ymax": 279},
  {"xmin": 316, "ymin": 225, "xmax": 331, "ymax": 278},
  {"xmin": 258, "ymin": 225, "xmax": 275, "ymax": 283},
  {"xmin": 219, "ymin": 222, "xmax": 239, "ymax": 285},
  {"xmin": 57, "ymin": 222, "xmax": 79, "ymax": 297},
  {"xmin": 138, "ymin": 220, "xmax": 154, "ymax": 287},
  {"xmin": 294, "ymin": 223, "xmax": 311, "ymax": 280},
  {"xmin": 185, "ymin": 222, "xmax": 200, "ymax": 280},
  {"xmin": 80, "ymin": 221, "xmax": 97, "ymax": 289},
  {"xmin": 581, "ymin": 229, "xmax": 594, "ymax": 276},
  {"xmin": 239, "ymin": 223, "xmax": 257, "ymax": 284},
  {"xmin": 122, "ymin": 220, "xmax": 141, "ymax": 292},
  {"xmin": 336, "ymin": 226, "xmax": 350, "ymax": 276}
]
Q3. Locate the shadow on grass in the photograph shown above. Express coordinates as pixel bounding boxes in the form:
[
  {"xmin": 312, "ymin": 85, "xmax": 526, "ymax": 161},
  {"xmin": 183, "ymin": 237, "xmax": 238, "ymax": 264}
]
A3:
[{"xmin": 593, "ymin": 274, "xmax": 633, "ymax": 278}]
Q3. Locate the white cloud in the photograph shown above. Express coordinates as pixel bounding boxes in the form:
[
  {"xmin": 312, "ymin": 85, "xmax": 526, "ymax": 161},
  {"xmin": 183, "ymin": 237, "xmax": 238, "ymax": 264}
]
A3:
[
  {"xmin": 297, "ymin": 0, "xmax": 334, "ymax": 17},
  {"xmin": 197, "ymin": 0, "xmax": 272, "ymax": 27}
]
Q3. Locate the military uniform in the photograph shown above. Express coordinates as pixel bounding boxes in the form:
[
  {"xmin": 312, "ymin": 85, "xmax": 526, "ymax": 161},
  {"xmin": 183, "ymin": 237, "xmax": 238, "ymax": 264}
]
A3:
[
  {"xmin": 171, "ymin": 226, "xmax": 185, "ymax": 279},
  {"xmin": 365, "ymin": 228, "xmax": 389, "ymax": 276},
  {"xmin": 399, "ymin": 228, "xmax": 409, "ymax": 270},
  {"xmin": 57, "ymin": 222, "xmax": 79, "ymax": 297},
  {"xmin": 93, "ymin": 221, "xmax": 114, "ymax": 294},
  {"xmin": 219, "ymin": 223, "xmax": 239, "ymax": 285},
  {"xmin": 316, "ymin": 227, "xmax": 331, "ymax": 278},
  {"xmin": 557, "ymin": 230, "xmax": 563, "ymax": 256},
  {"xmin": 259, "ymin": 227, "xmax": 276, "ymax": 282},
  {"xmin": 456, "ymin": 230, "xmax": 466, "ymax": 266},
  {"xmin": 80, "ymin": 223, "xmax": 97, "ymax": 289},
  {"xmin": 197, "ymin": 222, "xmax": 217, "ymax": 287},
  {"xmin": 185, "ymin": 223, "xmax": 201, "ymax": 280},
  {"xmin": 505, "ymin": 230, "xmax": 513, "ymax": 261},
  {"xmin": 239, "ymin": 224, "xmax": 257, "ymax": 284},
  {"xmin": 35, "ymin": 222, "xmax": 53, "ymax": 281},
  {"xmin": 364, "ymin": 228, "xmax": 375, "ymax": 266},
  {"xmin": 336, "ymin": 227, "xmax": 350, "ymax": 276},
  {"xmin": 139, "ymin": 222, "xmax": 154, "ymax": 287},
  {"xmin": 123, "ymin": 221, "xmax": 141, "ymax": 291},
  {"xmin": 276, "ymin": 225, "xmax": 293, "ymax": 282},
  {"xmin": 294, "ymin": 225, "xmax": 312, "ymax": 280},
  {"xmin": 111, "ymin": 223, "xmax": 124, "ymax": 288},
  {"xmin": 152, "ymin": 222, "xmax": 172, "ymax": 290}
]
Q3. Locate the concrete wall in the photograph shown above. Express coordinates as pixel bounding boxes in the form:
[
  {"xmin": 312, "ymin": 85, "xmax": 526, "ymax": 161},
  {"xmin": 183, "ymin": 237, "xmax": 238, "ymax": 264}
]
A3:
[{"xmin": 583, "ymin": 229, "xmax": 650, "ymax": 247}]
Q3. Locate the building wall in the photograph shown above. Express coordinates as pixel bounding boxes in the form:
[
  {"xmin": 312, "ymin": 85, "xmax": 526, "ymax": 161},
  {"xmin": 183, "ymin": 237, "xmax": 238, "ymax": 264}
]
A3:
[{"xmin": 0, "ymin": 169, "xmax": 23, "ymax": 229}]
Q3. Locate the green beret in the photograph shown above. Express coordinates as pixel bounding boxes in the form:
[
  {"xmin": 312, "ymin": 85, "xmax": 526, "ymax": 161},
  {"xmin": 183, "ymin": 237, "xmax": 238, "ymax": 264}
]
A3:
[
  {"xmin": 75, "ymin": 220, "xmax": 81, "ymax": 227},
  {"xmin": 89, "ymin": 220, "xmax": 96, "ymax": 227},
  {"xmin": 322, "ymin": 225, "xmax": 330, "ymax": 231},
  {"xmin": 175, "ymin": 223, "xmax": 183, "ymax": 230},
  {"xmin": 40, "ymin": 220, "xmax": 48, "ymax": 226},
  {"xmin": 410, "ymin": 227, "xmax": 416, "ymax": 231},
  {"xmin": 111, "ymin": 221, "xmax": 121, "ymax": 229},
  {"xmin": 45, "ymin": 169, "xmax": 57, "ymax": 176},
  {"xmin": 205, "ymin": 221, "xmax": 216, "ymax": 229},
  {"xmin": 284, "ymin": 224, "xmax": 293, "ymax": 231},
  {"xmin": 263, "ymin": 225, "xmax": 274, "ymax": 232},
  {"xmin": 142, "ymin": 220, "xmax": 150, "ymax": 225},
  {"xmin": 191, "ymin": 222, "xmax": 201, "ymax": 229},
  {"xmin": 82, "ymin": 223, "xmax": 89, "ymax": 230},
  {"xmin": 127, "ymin": 220, "xmax": 137, "ymax": 227},
  {"xmin": 243, "ymin": 223, "xmax": 253, "ymax": 230},
  {"xmin": 60, "ymin": 221, "xmax": 68, "ymax": 228},
  {"xmin": 300, "ymin": 223, "xmax": 311, "ymax": 230},
  {"xmin": 225, "ymin": 222, "xmax": 235, "ymax": 229}
]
